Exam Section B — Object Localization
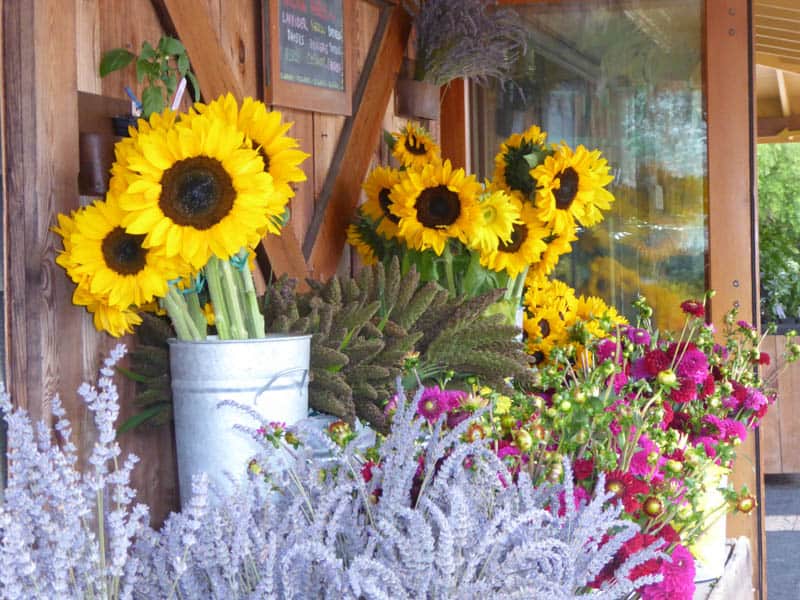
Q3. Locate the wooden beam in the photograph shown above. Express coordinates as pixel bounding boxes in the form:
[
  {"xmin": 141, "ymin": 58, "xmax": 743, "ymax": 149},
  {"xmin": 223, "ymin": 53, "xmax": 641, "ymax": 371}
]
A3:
[
  {"xmin": 440, "ymin": 79, "xmax": 470, "ymax": 171},
  {"xmin": 2, "ymin": 0, "xmax": 86, "ymax": 425},
  {"xmin": 154, "ymin": 0, "xmax": 309, "ymax": 281},
  {"xmin": 707, "ymin": 0, "xmax": 764, "ymax": 595},
  {"xmin": 305, "ymin": 6, "xmax": 412, "ymax": 279},
  {"xmin": 758, "ymin": 113, "xmax": 800, "ymax": 136},
  {"xmin": 776, "ymin": 69, "xmax": 791, "ymax": 117},
  {"xmin": 756, "ymin": 51, "xmax": 800, "ymax": 74}
]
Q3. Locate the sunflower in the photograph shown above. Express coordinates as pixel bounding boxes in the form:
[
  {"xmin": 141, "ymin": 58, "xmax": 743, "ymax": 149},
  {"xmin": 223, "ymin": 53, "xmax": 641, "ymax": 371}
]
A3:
[
  {"xmin": 346, "ymin": 222, "xmax": 378, "ymax": 266},
  {"xmin": 392, "ymin": 122, "xmax": 441, "ymax": 170},
  {"xmin": 390, "ymin": 160, "xmax": 482, "ymax": 255},
  {"xmin": 72, "ymin": 286, "xmax": 143, "ymax": 338},
  {"xmin": 532, "ymin": 143, "xmax": 615, "ymax": 235},
  {"xmin": 523, "ymin": 305, "xmax": 570, "ymax": 363},
  {"xmin": 119, "ymin": 108, "xmax": 275, "ymax": 269},
  {"xmin": 467, "ymin": 187, "xmax": 521, "ymax": 254},
  {"xmin": 528, "ymin": 228, "xmax": 578, "ymax": 279},
  {"xmin": 53, "ymin": 208, "xmax": 85, "ymax": 285},
  {"xmin": 361, "ymin": 166, "xmax": 403, "ymax": 239},
  {"xmin": 188, "ymin": 94, "xmax": 309, "ymax": 233},
  {"xmin": 576, "ymin": 295, "xmax": 628, "ymax": 338},
  {"xmin": 108, "ymin": 109, "xmax": 180, "ymax": 196},
  {"xmin": 480, "ymin": 200, "xmax": 549, "ymax": 278},
  {"xmin": 492, "ymin": 125, "xmax": 549, "ymax": 203},
  {"xmin": 523, "ymin": 275, "xmax": 578, "ymax": 321},
  {"xmin": 68, "ymin": 196, "xmax": 190, "ymax": 309}
]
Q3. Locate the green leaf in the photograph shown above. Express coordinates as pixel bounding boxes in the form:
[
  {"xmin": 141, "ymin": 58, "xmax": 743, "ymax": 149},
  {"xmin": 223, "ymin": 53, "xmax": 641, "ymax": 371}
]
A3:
[
  {"xmin": 117, "ymin": 402, "xmax": 171, "ymax": 435},
  {"xmin": 99, "ymin": 48, "xmax": 135, "ymax": 77},
  {"xmin": 115, "ymin": 365, "xmax": 148, "ymax": 383},
  {"xmin": 177, "ymin": 53, "xmax": 190, "ymax": 75},
  {"xmin": 383, "ymin": 129, "xmax": 397, "ymax": 151},
  {"xmin": 136, "ymin": 58, "xmax": 157, "ymax": 83},
  {"xmin": 140, "ymin": 41, "xmax": 157, "ymax": 61},
  {"xmin": 185, "ymin": 72, "xmax": 201, "ymax": 100},
  {"xmin": 164, "ymin": 73, "xmax": 178, "ymax": 96},
  {"xmin": 159, "ymin": 36, "xmax": 186, "ymax": 57},
  {"xmin": 141, "ymin": 86, "xmax": 165, "ymax": 118}
]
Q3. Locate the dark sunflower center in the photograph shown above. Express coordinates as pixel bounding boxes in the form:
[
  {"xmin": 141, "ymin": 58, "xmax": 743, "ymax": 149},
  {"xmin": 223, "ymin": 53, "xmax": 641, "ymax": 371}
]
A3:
[
  {"xmin": 498, "ymin": 222, "xmax": 528, "ymax": 253},
  {"xmin": 554, "ymin": 167, "xmax": 579, "ymax": 210},
  {"xmin": 258, "ymin": 147, "xmax": 271, "ymax": 172},
  {"xmin": 415, "ymin": 185, "xmax": 460, "ymax": 228},
  {"xmin": 538, "ymin": 318, "xmax": 551, "ymax": 338},
  {"xmin": 102, "ymin": 227, "xmax": 147, "ymax": 275},
  {"xmin": 532, "ymin": 351, "xmax": 545, "ymax": 365},
  {"xmin": 503, "ymin": 142, "xmax": 538, "ymax": 198},
  {"xmin": 404, "ymin": 133, "xmax": 429, "ymax": 156},
  {"xmin": 379, "ymin": 188, "xmax": 400, "ymax": 223},
  {"xmin": 160, "ymin": 156, "xmax": 236, "ymax": 230}
]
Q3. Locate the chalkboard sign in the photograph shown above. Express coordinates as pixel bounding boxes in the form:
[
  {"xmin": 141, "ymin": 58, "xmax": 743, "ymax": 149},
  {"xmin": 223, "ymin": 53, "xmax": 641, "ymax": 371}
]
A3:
[{"xmin": 264, "ymin": 0, "xmax": 353, "ymax": 115}]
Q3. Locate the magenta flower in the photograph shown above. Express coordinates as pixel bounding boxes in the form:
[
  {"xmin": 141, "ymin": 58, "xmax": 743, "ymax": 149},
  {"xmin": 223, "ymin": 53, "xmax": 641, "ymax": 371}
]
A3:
[
  {"xmin": 723, "ymin": 418, "xmax": 747, "ymax": 441},
  {"xmin": 596, "ymin": 338, "xmax": 621, "ymax": 363},
  {"xmin": 737, "ymin": 319, "xmax": 756, "ymax": 331},
  {"xmin": 676, "ymin": 347, "xmax": 709, "ymax": 384},
  {"xmin": 641, "ymin": 543, "xmax": 696, "ymax": 600},
  {"xmin": 626, "ymin": 327, "xmax": 651, "ymax": 346},
  {"xmin": 680, "ymin": 299, "xmax": 705, "ymax": 318},
  {"xmin": 416, "ymin": 387, "xmax": 464, "ymax": 423}
]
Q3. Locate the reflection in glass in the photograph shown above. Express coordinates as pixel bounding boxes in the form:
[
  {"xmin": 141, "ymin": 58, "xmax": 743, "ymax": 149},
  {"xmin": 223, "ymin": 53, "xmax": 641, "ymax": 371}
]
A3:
[{"xmin": 470, "ymin": 0, "xmax": 706, "ymax": 329}]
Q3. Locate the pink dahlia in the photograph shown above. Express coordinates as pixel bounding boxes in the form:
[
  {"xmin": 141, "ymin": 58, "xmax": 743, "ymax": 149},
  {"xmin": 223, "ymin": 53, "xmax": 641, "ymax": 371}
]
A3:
[
  {"xmin": 641, "ymin": 543, "xmax": 695, "ymax": 600},
  {"xmin": 416, "ymin": 387, "xmax": 464, "ymax": 424},
  {"xmin": 675, "ymin": 347, "xmax": 709, "ymax": 384},
  {"xmin": 680, "ymin": 299, "xmax": 705, "ymax": 318}
]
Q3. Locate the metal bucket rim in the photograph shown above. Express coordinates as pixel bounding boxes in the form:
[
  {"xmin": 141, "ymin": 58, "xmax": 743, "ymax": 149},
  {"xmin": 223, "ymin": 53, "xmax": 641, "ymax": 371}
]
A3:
[{"xmin": 168, "ymin": 333, "xmax": 312, "ymax": 348}]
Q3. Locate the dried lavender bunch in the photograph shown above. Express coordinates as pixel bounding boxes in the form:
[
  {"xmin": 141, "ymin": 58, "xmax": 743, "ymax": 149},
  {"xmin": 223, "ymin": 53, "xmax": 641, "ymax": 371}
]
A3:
[
  {"xmin": 0, "ymin": 344, "xmax": 150, "ymax": 599},
  {"xmin": 403, "ymin": 0, "xmax": 528, "ymax": 86},
  {"xmin": 138, "ymin": 385, "xmax": 664, "ymax": 598}
]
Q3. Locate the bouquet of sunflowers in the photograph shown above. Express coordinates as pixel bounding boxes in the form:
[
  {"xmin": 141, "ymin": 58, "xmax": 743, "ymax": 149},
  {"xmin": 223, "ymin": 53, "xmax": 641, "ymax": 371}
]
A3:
[
  {"xmin": 347, "ymin": 122, "xmax": 616, "ymax": 326},
  {"xmin": 54, "ymin": 93, "xmax": 309, "ymax": 340}
]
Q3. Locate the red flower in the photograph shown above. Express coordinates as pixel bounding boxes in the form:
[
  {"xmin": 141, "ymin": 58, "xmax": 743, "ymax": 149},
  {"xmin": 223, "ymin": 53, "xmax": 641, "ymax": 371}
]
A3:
[
  {"xmin": 641, "ymin": 543, "xmax": 695, "ymax": 600},
  {"xmin": 670, "ymin": 377, "xmax": 698, "ymax": 404},
  {"xmin": 757, "ymin": 352, "xmax": 771, "ymax": 366},
  {"xmin": 573, "ymin": 458, "xmax": 595, "ymax": 481},
  {"xmin": 361, "ymin": 460, "xmax": 376, "ymax": 482},
  {"xmin": 643, "ymin": 349, "xmax": 671, "ymax": 377},
  {"xmin": 604, "ymin": 470, "xmax": 650, "ymax": 513},
  {"xmin": 680, "ymin": 299, "xmax": 705, "ymax": 318}
]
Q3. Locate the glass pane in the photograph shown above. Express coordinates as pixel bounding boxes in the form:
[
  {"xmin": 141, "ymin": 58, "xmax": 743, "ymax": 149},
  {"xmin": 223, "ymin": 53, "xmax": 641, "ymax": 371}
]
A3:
[{"xmin": 470, "ymin": 0, "xmax": 706, "ymax": 329}]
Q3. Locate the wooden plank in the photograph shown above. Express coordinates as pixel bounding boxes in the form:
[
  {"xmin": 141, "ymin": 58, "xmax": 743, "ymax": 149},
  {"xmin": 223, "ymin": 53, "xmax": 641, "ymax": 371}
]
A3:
[
  {"xmin": 761, "ymin": 335, "xmax": 783, "ymax": 473},
  {"xmin": 305, "ymin": 5, "xmax": 412, "ymax": 279},
  {"xmin": 755, "ymin": 51, "xmax": 800, "ymax": 74},
  {"xmin": 219, "ymin": 0, "xmax": 259, "ymax": 96},
  {"xmin": 778, "ymin": 337, "xmax": 800, "ymax": 472},
  {"xmin": 3, "ymin": 0, "xmax": 80, "ymax": 420},
  {"xmin": 440, "ymin": 78, "xmax": 469, "ymax": 170},
  {"xmin": 757, "ymin": 113, "xmax": 800, "ymax": 136},
  {"xmin": 278, "ymin": 107, "xmax": 315, "ymax": 257},
  {"xmin": 706, "ymin": 0, "xmax": 765, "ymax": 594},
  {"xmin": 155, "ymin": 0, "xmax": 309, "ymax": 281}
]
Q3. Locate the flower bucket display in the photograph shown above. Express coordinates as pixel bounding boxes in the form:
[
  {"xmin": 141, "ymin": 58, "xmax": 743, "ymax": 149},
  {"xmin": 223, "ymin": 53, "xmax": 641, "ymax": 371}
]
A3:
[
  {"xmin": 169, "ymin": 334, "xmax": 311, "ymax": 504},
  {"xmin": 692, "ymin": 470, "xmax": 730, "ymax": 583}
]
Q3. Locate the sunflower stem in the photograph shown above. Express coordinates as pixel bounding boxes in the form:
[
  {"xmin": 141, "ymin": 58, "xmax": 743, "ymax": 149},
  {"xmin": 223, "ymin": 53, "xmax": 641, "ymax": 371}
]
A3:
[
  {"xmin": 220, "ymin": 257, "xmax": 249, "ymax": 339},
  {"xmin": 235, "ymin": 250, "xmax": 265, "ymax": 338},
  {"xmin": 164, "ymin": 285, "xmax": 202, "ymax": 341},
  {"xmin": 185, "ymin": 290, "xmax": 208, "ymax": 338},
  {"xmin": 205, "ymin": 258, "xmax": 232, "ymax": 340},
  {"xmin": 442, "ymin": 245, "xmax": 457, "ymax": 297}
]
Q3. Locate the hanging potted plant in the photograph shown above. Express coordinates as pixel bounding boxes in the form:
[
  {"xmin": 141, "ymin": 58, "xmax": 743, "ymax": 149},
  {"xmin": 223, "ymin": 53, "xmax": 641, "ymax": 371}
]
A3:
[
  {"xmin": 54, "ymin": 92, "xmax": 311, "ymax": 503},
  {"xmin": 99, "ymin": 36, "xmax": 201, "ymax": 135},
  {"xmin": 395, "ymin": 0, "xmax": 528, "ymax": 120}
]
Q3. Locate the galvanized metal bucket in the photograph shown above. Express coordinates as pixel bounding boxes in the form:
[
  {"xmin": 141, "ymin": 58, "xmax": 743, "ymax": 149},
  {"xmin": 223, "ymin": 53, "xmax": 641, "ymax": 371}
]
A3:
[{"xmin": 169, "ymin": 334, "xmax": 311, "ymax": 505}]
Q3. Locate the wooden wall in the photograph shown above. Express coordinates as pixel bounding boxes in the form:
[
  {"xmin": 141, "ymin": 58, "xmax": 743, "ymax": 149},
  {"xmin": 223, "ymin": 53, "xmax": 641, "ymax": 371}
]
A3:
[
  {"xmin": 2, "ymin": 0, "xmax": 422, "ymax": 523},
  {"xmin": 761, "ymin": 335, "xmax": 800, "ymax": 474}
]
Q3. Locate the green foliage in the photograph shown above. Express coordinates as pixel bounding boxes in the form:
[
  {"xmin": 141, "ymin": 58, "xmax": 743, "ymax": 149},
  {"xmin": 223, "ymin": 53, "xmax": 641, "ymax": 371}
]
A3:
[
  {"xmin": 758, "ymin": 144, "xmax": 800, "ymax": 325},
  {"xmin": 99, "ymin": 36, "xmax": 200, "ymax": 118}
]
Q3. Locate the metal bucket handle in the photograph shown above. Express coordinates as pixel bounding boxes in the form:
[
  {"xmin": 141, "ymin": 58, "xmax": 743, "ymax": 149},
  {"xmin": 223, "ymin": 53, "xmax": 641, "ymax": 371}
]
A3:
[{"xmin": 253, "ymin": 367, "xmax": 309, "ymax": 404}]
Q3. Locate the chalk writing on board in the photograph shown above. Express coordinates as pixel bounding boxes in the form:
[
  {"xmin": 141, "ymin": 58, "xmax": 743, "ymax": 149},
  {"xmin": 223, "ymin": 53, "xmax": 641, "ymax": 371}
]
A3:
[{"xmin": 279, "ymin": 0, "xmax": 345, "ymax": 91}]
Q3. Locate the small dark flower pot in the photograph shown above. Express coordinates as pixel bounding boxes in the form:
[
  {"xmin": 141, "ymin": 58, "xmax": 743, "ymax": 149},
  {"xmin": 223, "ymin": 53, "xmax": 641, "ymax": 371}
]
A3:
[
  {"xmin": 395, "ymin": 78, "xmax": 441, "ymax": 121},
  {"xmin": 111, "ymin": 114, "xmax": 139, "ymax": 138},
  {"xmin": 78, "ymin": 132, "xmax": 115, "ymax": 196}
]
